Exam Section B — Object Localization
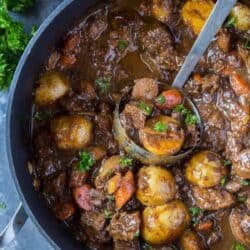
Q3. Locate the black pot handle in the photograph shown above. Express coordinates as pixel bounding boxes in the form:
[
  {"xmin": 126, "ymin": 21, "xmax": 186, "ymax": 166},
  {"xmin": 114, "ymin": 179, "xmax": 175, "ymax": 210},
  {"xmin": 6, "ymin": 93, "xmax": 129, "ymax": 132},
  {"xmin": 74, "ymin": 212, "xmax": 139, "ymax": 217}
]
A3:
[{"xmin": 0, "ymin": 203, "xmax": 28, "ymax": 247}]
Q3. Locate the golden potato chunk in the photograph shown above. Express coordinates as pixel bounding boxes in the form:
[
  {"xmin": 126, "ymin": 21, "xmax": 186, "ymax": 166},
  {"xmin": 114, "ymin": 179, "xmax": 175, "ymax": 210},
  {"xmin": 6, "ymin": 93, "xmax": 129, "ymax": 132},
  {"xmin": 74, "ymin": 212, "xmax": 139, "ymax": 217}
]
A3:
[
  {"xmin": 152, "ymin": 0, "xmax": 173, "ymax": 23},
  {"xmin": 181, "ymin": 0, "xmax": 214, "ymax": 35},
  {"xmin": 141, "ymin": 200, "xmax": 190, "ymax": 245},
  {"xmin": 139, "ymin": 115, "xmax": 184, "ymax": 156},
  {"xmin": 230, "ymin": 3, "xmax": 250, "ymax": 31},
  {"xmin": 185, "ymin": 150, "xmax": 227, "ymax": 188},
  {"xmin": 51, "ymin": 116, "xmax": 92, "ymax": 150},
  {"xmin": 35, "ymin": 71, "xmax": 69, "ymax": 106},
  {"xmin": 136, "ymin": 165, "xmax": 176, "ymax": 206}
]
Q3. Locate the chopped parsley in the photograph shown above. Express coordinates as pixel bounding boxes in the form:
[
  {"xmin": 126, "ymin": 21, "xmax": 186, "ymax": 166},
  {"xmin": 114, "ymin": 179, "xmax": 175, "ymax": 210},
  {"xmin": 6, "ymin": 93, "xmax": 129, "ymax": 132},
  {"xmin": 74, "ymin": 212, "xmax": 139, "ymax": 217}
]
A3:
[
  {"xmin": 95, "ymin": 77, "xmax": 111, "ymax": 93},
  {"xmin": 117, "ymin": 39, "xmax": 128, "ymax": 51},
  {"xmin": 244, "ymin": 40, "xmax": 250, "ymax": 50},
  {"xmin": 120, "ymin": 155, "xmax": 133, "ymax": 167},
  {"xmin": 0, "ymin": 201, "xmax": 6, "ymax": 210},
  {"xmin": 77, "ymin": 151, "xmax": 94, "ymax": 172},
  {"xmin": 224, "ymin": 159, "xmax": 232, "ymax": 166},
  {"xmin": 240, "ymin": 179, "xmax": 250, "ymax": 186},
  {"xmin": 134, "ymin": 230, "xmax": 140, "ymax": 238},
  {"xmin": 34, "ymin": 111, "xmax": 52, "ymax": 121},
  {"xmin": 174, "ymin": 104, "xmax": 198, "ymax": 125},
  {"xmin": 103, "ymin": 210, "xmax": 113, "ymax": 219},
  {"xmin": 231, "ymin": 242, "xmax": 246, "ymax": 250},
  {"xmin": 107, "ymin": 194, "xmax": 115, "ymax": 202},
  {"xmin": 237, "ymin": 193, "xmax": 247, "ymax": 203},
  {"xmin": 225, "ymin": 15, "xmax": 237, "ymax": 28},
  {"xmin": 220, "ymin": 176, "xmax": 227, "ymax": 186},
  {"xmin": 154, "ymin": 121, "xmax": 168, "ymax": 132},
  {"xmin": 189, "ymin": 206, "xmax": 203, "ymax": 225},
  {"xmin": 156, "ymin": 95, "xmax": 165, "ymax": 105},
  {"xmin": 138, "ymin": 101, "xmax": 152, "ymax": 116}
]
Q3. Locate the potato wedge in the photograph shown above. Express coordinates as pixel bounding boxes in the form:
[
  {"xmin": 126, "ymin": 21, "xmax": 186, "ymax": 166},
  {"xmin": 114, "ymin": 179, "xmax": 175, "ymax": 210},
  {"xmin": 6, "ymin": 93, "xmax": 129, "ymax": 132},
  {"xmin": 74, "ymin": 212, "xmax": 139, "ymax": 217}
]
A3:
[
  {"xmin": 136, "ymin": 165, "xmax": 176, "ymax": 206},
  {"xmin": 181, "ymin": 0, "xmax": 214, "ymax": 35}
]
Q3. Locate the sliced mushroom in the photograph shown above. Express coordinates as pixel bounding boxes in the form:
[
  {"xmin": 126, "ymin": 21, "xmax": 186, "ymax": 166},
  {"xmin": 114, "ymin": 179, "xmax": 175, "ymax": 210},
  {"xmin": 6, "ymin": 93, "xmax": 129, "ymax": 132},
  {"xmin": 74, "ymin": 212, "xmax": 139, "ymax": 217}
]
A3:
[
  {"xmin": 192, "ymin": 186, "xmax": 235, "ymax": 210},
  {"xmin": 229, "ymin": 207, "xmax": 250, "ymax": 246}
]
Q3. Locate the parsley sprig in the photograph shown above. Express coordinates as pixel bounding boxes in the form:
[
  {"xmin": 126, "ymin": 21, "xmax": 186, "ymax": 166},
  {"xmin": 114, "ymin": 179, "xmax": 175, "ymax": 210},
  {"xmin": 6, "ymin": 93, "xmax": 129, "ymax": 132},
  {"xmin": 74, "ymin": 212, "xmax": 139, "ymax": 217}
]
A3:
[
  {"xmin": 174, "ymin": 104, "xmax": 198, "ymax": 125},
  {"xmin": 225, "ymin": 15, "xmax": 237, "ymax": 28},
  {"xmin": 154, "ymin": 121, "xmax": 168, "ymax": 132},
  {"xmin": 77, "ymin": 151, "xmax": 94, "ymax": 172},
  {"xmin": 0, "ymin": 0, "xmax": 35, "ymax": 90},
  {"xmin": 156, "ymin": 95, "xmax": 165, "ymax": 105},
  {"xmin": 117, "ymin": 39, "xmax": 128, "ymax": 51},
  {"xmin": 95, "ymin": 77, "xmax": 111, "ymax": 93},
  {"xmin": 138, "ymin": 101, "xmax": 152, "ymax": 116},
  {"xmin": 120, "ymin": 155, "xmax": 133, "ymax": 167},
  {"xmin": 231, "ymin": 242, "xmax": 246, "ymax": 250}
]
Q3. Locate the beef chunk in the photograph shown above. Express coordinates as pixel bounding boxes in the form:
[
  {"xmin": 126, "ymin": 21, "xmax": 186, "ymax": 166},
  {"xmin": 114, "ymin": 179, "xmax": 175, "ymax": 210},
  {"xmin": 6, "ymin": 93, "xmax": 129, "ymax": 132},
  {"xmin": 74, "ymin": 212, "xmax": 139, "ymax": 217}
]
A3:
[
  {"xmin": 109, "ymin": 211, "xmax": 141, "ymax": 241},
  {"xmin": 132, "ymin": 78, "xmax": 158, "ymax": 101},
  {"xmin": 120, "ymin": 102, "xmax": 146, "ymax": 130},
  {"xmin": 69, "ymin": 170, "xmax": 88, "ymax": 188},
  {"xmin": 114, "ymin": 239, "xmax": 139, "ymax": 250},
  {"xmin": 80, "ymin": 210, "xmax": 107, "ymax": 232},
  {"xmin": 138, "ymin": 24, "xmax": 183, "ymax": 72},
  {"xmin": 233, "ymin": 149, "xmax": 250, "ymax": 179},
  {"xmin": 87, "ymin": 8, "xmax": 108, "ymax": 41},
  {"xmin": 217, "ymin": 29, "xmax": 231, "ymax": 53}
]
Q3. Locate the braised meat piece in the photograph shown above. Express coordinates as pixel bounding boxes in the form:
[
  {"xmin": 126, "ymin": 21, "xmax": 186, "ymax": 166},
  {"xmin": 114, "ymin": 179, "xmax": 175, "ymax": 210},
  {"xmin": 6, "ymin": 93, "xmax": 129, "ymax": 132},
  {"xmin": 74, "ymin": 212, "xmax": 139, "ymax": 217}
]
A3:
[
  {"xmin": 132, "ymin": 78, "xmax": 158, "ymax": 101},
  {"xmin": 120, "ymin": 102, "xmax": 146, "ymax": 130},
  {"xmin": 114, "ymin": 239, "xmax": 139, "ymax": 250},
  {"xmin": 138, "ymin": 24, "xmax": 183, "ymax": 73},
  {"xmin": 109, "ymin": 211, "xmax": 140, "ymax": 241},
  {"xmin": 69, "ymin": 170, "xmax": 88, "ymax": 188}
]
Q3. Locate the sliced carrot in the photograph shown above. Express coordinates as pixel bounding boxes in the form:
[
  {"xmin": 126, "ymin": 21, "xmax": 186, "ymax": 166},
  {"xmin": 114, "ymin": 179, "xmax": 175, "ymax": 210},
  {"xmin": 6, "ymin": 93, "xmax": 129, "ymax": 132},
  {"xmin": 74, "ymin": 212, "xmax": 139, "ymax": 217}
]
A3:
[
  {"xmin": 193, "ymin": 73, "xmax": 201, "ymax": 82},
  {"xmin": 230, "ymin": 72, "xmax": 250, "ymax": 97},
  {"xmin": 73, "ymin": 184, "xmax": 92, "ymax": 210},
  {"xmin": 115, "ymin": 170, "xmax": 135, "ymax": 209},
  {"xmin": 156, "ymin": 89, "xmax": 183, "ymax": 110},
  {"xmin": 195, "ymin": 220, "xmax": 213, "ymax": 232},
  {"xmin": 107, "ymin": 173, "xmax": 121, "ymax": 194}
]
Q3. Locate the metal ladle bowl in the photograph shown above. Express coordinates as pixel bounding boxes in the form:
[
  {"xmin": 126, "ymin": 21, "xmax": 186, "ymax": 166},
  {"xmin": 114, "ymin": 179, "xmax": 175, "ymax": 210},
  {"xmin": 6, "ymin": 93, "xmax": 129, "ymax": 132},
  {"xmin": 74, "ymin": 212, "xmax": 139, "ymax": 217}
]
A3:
[{"xmin": 113, "ymin": 86, "xmax": 203, "ymax": 165}]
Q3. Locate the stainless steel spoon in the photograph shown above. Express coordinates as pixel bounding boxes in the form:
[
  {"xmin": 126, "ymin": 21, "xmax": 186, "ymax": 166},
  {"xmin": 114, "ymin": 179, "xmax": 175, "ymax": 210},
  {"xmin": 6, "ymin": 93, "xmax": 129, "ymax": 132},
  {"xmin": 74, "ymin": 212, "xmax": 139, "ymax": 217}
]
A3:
[{"xmin": 172, "ymin": 0, "xmax": 237, "ymax": 88}]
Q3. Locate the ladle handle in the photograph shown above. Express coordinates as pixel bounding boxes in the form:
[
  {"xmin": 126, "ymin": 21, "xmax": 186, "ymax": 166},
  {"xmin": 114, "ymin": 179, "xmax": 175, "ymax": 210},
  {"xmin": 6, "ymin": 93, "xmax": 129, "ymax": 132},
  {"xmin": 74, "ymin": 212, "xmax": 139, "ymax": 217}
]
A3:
[{"xmin": 172, "ymin": 0, "xmax": 237, "ymax": 89}]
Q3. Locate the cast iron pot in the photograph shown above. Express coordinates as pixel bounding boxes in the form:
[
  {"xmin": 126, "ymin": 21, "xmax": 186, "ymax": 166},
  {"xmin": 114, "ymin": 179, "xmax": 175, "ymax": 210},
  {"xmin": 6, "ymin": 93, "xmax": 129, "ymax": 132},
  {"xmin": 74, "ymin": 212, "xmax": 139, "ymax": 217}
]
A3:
[{"xmin": 6, "ymin": 0, "xmax": 101, "ymax": 249}]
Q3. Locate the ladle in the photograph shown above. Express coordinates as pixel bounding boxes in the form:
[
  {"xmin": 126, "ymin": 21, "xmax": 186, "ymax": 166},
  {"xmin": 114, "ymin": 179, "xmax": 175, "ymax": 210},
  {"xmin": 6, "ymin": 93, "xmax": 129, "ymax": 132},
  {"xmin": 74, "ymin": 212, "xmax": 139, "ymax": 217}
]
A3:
[{"xmin": 114, "ymin": 0, "xmax": 237, "ymax": 165}]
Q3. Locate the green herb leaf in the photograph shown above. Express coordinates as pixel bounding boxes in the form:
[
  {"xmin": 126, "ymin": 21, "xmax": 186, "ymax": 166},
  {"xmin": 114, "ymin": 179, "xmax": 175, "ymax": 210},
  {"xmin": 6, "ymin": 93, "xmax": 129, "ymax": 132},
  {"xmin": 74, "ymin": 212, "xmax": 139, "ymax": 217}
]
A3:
[
  {"xmin": 103, "ymin": 210, "xmax": 113, "ymax": 219},
  {"xmin": 0, "ymin": 1, "xmax": 34, "ymax": 90},
  {"xmin": 237, "ymin": 194, "xmax": 247, "ymax": 203},
  {"xmin": 174, "ymin": 104, "xmax": 198, "ymax": 125},
  {"xmin": 224, "ymin": 159, "xmax": 232, "ymax": 166},
  {"xmin": 189, "ymin": 207, "xmax": 202, "ymax": 217},
  {"xmin": 95, "ymin": 77, "xmax": 111, "ymax": 93},
  {"xmin": 144, "ymin": 243, "xmax": 153, "ymax": 250},
  {"xmin": 240, "ymin": 179, "xmax": 250, "ymax": 186},
  {"xmin": 107, "ymin": 194, "xmax": 115, "ymax": 202},
  {"xmin": 5, "ymin": 0, "xmax": 36, "ymax": 12},
  {"xmin": 134, "ymin": 230, "xmax": 140, "ymax": 238},
  {"xmin": 225, "ymin": 15, "xmax": 237, "ymax": 28},
  {"xmin": 154, "ymin": 121, "xmax": 168, "ymax": 132},
  {"xmin": 118, "ymin": 39, "xmax": 128, "ymax": 51},
  {"xmin": 156, "ymin": 95, "xmax": 165, "ymax": 105},
  {"xmin": 34, "ymin": 111, "xmax": 52, "ymax": 121},
  {"xmin": 77, "ymin": 151, "xmax": 94, "ymax": 172},
  {"xmin": 0, "ymin": 201, "xmax": 6, "ymax": 210},
  {"xmin": 120, "ymin": 155, "xmax": 133, "ymax": 167},
  {"xmin": 220, "ymin": 176, "xmax": 227, "ymax": 186},
  {"xmin": 231, "ymin": 242, "xmax": 246, "ymax": 250},
  {"xmin": 138, "ymin": 101, "xmax": 152, "ymax": 116},
  {"xmin": 244, "ymin": 40, "xmax": 250, "ymax": 50}
]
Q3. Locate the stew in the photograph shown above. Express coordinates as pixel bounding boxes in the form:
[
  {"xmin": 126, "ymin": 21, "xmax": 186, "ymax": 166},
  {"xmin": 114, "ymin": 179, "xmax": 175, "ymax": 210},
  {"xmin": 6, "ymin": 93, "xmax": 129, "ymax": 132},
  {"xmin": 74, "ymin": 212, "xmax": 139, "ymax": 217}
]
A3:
[{"xmin": 30, "ymin": 0, "xmax": 250, "ymax": 249}]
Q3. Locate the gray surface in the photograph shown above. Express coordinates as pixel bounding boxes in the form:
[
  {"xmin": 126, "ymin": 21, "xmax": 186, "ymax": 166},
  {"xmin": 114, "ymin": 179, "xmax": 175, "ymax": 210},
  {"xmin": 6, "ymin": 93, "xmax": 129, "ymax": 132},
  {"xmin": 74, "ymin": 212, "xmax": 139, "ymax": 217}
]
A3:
[{"xmin": 0, "ymin": 1, "xmax": 62, "ymax": 249}]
